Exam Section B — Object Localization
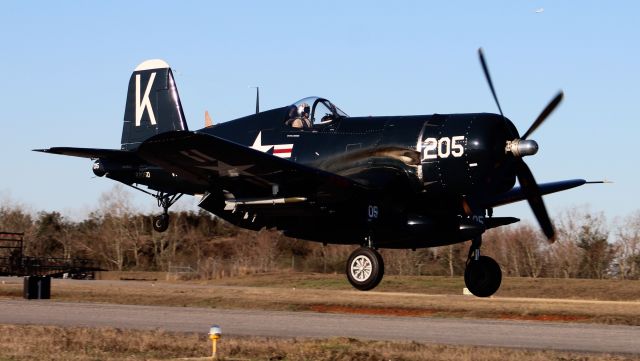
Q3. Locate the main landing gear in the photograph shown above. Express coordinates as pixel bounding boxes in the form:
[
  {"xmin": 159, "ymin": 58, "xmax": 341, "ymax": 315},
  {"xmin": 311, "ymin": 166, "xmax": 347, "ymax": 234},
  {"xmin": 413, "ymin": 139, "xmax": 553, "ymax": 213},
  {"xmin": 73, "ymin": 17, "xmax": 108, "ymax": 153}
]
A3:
[
  {"xmin": 346, "ymin": 246, "xmax": 385, "ymax": 291},
  {"xmin": 464, "ymin": 236, "xmax": 502, "ymax": 297},
  {"xmin": 152, "ymin": 192, "xmax": 182, "ymax": 233},
  {"xmin": 343, "ymin": 236, "xmax": 502, "ymax": 297}
]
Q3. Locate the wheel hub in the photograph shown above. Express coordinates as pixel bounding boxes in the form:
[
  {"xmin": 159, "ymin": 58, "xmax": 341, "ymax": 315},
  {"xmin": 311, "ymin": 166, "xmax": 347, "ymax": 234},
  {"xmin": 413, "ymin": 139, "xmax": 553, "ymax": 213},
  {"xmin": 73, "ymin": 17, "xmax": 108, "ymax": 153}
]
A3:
[{"xmin": 350, "ymin": 255, "xmax": 372, "ymax": 281}]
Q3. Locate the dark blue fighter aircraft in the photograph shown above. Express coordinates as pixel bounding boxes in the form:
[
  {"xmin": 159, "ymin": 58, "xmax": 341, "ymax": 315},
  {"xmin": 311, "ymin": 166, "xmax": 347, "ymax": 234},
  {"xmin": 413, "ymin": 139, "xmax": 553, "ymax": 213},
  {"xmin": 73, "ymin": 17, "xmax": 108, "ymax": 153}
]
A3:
[{"xmin": 37, "ymin": 50, "xmax": 591, "ymax": 297}]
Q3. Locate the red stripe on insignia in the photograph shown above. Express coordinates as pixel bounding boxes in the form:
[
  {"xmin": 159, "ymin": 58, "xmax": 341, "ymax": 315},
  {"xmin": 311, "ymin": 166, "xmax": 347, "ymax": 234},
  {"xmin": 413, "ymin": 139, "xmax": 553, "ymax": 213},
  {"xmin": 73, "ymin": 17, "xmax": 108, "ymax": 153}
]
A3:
[{"xmin": 273, "ymin": 148, "xmax": 292, "ymax": 154}]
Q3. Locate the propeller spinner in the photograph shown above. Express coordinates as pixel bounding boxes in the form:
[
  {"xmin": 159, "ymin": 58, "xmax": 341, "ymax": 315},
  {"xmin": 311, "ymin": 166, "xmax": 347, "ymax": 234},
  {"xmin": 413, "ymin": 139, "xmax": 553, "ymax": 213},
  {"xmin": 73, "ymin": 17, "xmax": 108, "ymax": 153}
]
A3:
[{"xmin": 478, "ymin": 48, "xmax": 563, "ymax": 242}]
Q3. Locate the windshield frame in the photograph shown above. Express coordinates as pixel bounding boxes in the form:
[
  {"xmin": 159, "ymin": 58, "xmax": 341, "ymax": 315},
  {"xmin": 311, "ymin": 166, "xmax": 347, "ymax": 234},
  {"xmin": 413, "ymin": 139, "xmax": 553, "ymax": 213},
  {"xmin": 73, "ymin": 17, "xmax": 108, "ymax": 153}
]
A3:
[
  {"xmin": 288, "ymin": 97, "xmax": 348, "ymax": 129},
  {"xmin": 292, "ymin": 97, "xmax": 348, "ymax": 118}
]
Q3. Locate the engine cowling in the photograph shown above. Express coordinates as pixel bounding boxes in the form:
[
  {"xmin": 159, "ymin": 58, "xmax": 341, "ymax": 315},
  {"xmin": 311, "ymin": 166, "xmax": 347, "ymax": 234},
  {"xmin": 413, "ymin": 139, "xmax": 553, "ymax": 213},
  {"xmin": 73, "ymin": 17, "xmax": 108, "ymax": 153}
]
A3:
[{"xmin": 419, "ymin": 113, "xmax": 515, "ymax": 195}]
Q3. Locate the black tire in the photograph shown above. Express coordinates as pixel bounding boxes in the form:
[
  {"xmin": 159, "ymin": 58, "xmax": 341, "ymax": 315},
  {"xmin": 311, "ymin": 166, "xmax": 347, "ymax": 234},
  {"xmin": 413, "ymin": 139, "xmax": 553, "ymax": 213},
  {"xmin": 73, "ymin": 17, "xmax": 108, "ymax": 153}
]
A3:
[
  {"xmin": 345, "ymin": 247, "xmax": 384, "ymax": 291},
  {"xmin": 464, "ymin": 255, "xmax": 502, "ymax": 297},
  {"xmin": 153, "ymin": 214, "xmax": 169, "ymax": 233}
]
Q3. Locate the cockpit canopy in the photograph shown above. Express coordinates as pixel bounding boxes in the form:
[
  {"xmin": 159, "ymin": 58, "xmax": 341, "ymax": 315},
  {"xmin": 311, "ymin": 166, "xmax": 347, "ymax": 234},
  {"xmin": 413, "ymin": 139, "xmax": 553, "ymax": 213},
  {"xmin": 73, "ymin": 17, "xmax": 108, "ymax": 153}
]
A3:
[{"xmin": 286, "ymin": 97, "xmax": 348, "ymax": 129}]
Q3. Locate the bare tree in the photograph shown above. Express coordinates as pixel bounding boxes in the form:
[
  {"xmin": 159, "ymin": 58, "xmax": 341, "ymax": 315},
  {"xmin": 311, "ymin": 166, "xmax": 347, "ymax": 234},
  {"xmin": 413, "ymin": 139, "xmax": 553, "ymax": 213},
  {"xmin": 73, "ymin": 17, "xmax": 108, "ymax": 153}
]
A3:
[
  {"xmin": 614, "ymin": 211, "xmax": 640, "ymax": 279},
  {"xmin": 552, "ymin": 208, "xmax": 613, "ymax": 279},
  {"xmin": 486, "ymin": 224, "xmax": 545, "ymax": 278},
  {"xmin": 0, "ymin": 201, "xmax": 33, "ymax": 234},
  {"xmin": 82, "ymin": 185, "xmax": 137, "ymax": 271},
  {"xmin": 435, "ymin": 243, "xmax": 466, "ymax": 277}
]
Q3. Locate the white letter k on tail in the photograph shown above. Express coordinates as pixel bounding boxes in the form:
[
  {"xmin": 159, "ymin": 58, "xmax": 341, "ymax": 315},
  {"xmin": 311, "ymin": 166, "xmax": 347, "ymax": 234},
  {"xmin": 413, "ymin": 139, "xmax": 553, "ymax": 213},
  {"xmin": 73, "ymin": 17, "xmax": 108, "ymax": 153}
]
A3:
[{"xmin": 135, "ymin": 72, "xmax": 157, "ymax": 126}]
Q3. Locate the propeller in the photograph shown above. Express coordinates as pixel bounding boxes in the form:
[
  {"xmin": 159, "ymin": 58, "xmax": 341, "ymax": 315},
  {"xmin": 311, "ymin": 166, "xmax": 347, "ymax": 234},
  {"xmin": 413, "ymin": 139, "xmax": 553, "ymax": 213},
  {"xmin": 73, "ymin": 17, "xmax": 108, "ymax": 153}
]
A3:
[
  {"xmin": 522, "ymin": 91, "xmax": 563, "ymax": 140},
  {"xmin": 516, "ymin": 161, "xmax": 555, "ymax": 240},
  {"xmin": 478, "ymin": 48, "xmax": 504, "ymax": 118},
  {"xmin": 478, "ymin": 48, "xmax": 562, "ymax": 242}
]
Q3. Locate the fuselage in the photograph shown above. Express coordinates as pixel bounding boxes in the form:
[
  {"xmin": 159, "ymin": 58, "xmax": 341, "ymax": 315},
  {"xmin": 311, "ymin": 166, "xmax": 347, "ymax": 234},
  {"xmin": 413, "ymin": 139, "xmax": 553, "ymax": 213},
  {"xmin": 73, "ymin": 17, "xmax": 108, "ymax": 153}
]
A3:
[
  {"xmin": 204, "ymin": 105, "xmax": 517, "ymax": 200},
  {"xmin": 96, "ymin": 99, "xmax": 520, "ymax": 248},
  {"xmin": 190, "ymin": 102, "xmax": 519, "ymax": 248}
]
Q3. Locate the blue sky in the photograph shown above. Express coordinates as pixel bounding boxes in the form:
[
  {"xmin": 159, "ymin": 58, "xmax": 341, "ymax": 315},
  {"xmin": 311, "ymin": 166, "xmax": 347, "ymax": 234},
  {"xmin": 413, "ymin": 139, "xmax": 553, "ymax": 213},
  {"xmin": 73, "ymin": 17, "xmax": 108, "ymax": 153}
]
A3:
[{"xmin": 0, "ymin": 1, "xmax": 637, "ymax": 226}]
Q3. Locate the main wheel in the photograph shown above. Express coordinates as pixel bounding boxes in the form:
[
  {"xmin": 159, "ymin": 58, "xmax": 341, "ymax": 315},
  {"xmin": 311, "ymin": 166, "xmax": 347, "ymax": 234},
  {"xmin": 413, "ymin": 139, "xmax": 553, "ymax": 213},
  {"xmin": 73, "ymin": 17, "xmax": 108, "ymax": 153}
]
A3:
[
  {"xmin": 464, "ymin": 255, "xmax": 502, "ymax": 297},
  {"xmin": 346, "ymin": 247, "xmax": 384, "ymax": 291},
  {"xmin": 153, "ymin": 214, "xmax": 169, "ymax": 233}
]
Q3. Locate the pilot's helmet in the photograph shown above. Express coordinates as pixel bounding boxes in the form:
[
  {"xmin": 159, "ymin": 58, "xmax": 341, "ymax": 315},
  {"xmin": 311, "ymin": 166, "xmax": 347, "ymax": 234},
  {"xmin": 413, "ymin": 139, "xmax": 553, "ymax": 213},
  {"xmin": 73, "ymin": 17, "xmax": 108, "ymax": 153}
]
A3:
[{"xmin": 297, "ymin": 103, "xmax": 310, "ymax": 117}]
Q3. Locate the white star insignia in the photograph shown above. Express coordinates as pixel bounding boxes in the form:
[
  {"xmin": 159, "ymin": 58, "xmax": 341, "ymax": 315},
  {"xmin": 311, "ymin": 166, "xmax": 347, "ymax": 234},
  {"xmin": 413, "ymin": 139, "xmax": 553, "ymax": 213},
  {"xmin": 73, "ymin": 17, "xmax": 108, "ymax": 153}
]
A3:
[{"xmin": 250, "ymin": 131, "xmax": 274, "ymax": 153}]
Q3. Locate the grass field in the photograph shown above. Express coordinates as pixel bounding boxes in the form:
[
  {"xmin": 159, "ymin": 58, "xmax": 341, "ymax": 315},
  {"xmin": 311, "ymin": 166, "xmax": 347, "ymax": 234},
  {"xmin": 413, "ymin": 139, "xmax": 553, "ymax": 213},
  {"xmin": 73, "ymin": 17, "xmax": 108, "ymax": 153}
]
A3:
[
  {"xmin": 202, "ymin": 272, "xmax": 640, "ymax": 301},
  {"xmin": 1, "ymin": 273, "xmax": 639, "ymax": 326},
  {"xmin": 97, "ymin": 271, "xmax": 640, "ymax": 301},
  {"xmin": 0, "ymin": 324, "xmax": 636, "ymax": 361},
  {"xmin": 1, "ymin": 273, "xmax": 639, "ymax": 360}
]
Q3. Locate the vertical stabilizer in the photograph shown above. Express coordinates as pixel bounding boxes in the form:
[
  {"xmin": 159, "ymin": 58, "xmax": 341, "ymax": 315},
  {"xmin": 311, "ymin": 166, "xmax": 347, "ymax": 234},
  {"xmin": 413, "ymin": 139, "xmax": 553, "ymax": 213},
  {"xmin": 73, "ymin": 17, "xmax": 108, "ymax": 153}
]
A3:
[{"xmin": 121, "ymin": 59, "xmax": 188, "ymax": 150}]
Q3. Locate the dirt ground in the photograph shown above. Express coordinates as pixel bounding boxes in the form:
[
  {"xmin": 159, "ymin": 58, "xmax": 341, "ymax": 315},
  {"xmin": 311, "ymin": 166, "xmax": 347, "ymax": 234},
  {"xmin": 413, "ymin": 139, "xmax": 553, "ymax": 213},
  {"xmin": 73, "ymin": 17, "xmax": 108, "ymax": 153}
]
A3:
[{"xmin": 1, "ymin": 273, "xmax": 639, "ymax": 326}]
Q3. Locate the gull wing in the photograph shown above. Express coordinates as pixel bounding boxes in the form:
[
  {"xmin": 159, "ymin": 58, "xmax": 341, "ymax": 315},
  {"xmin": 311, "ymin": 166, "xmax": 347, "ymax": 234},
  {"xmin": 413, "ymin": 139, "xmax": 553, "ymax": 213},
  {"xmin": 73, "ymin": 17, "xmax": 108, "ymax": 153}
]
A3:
[{"xmin": 136, "ymin": 131, "xmax": 365, "ymax": 200}]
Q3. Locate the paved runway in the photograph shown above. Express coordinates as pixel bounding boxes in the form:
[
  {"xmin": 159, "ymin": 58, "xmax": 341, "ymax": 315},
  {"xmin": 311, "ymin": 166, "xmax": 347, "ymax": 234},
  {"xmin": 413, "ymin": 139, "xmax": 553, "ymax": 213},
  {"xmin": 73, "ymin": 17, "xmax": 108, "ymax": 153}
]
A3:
[{"xmin": 1, "ymin": 299, "xmax": 638, "ymax": 354}]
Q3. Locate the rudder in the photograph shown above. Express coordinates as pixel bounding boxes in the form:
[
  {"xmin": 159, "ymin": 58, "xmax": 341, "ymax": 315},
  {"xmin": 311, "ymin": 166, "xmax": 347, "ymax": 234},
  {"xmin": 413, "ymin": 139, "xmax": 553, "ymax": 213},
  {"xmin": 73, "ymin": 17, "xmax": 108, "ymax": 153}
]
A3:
[{"xmin": 121, "ymin": 59, "xmax": 188, "ymax": 150}]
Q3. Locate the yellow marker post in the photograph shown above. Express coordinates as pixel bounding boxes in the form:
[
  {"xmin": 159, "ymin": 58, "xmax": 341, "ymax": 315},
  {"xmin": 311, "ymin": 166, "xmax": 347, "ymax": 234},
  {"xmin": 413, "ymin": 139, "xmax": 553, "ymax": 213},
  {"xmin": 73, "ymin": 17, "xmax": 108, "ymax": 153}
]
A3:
[{"xmin": 208, "ymin": 325, "xmax": 222, "ymax": 359}]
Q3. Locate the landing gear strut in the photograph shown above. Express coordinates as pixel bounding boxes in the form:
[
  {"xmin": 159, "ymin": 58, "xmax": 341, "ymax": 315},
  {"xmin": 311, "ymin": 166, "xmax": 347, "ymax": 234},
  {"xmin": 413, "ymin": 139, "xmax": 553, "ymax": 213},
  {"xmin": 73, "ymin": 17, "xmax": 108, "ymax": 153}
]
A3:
[
  {"xmin": 152, "ymin": 192, "xmax": 182, "ymax": 233},
  {"xmin": 123, "ymin": 183, "xmax": 183, "ymax": 233},
  {"xmin": 464, "ymin": 236, "xmax": 502, "ymax": 297},
  {"xmin": 346, "ymin": 246, "xmax": 385, "ymax": 291}
]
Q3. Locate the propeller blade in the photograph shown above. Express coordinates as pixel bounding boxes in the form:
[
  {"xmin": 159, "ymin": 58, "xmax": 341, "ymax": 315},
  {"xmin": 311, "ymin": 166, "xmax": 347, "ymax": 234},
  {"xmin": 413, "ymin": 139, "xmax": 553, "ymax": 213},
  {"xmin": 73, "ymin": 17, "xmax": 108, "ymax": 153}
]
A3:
[
  {"xmin": 516, "ymin": 160, "xmax": 555, "ymax": 242},
  {"xmin": 478, "ymin": 48, "xmax": 504, "ymax": 118},
  {"xmin": 522, "ymin": 91, "xmax": 564, "ymax": 140}
]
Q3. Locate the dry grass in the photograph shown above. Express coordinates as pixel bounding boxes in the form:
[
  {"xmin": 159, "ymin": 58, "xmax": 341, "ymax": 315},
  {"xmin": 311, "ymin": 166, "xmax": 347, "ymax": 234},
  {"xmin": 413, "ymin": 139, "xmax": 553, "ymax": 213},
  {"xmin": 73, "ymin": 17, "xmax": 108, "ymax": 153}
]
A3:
[
  {"xmin": 208, "ymin": 272, "xmax": 640, "ymax": 301},
  {"xmin": 0, "ymin": 324, "xmax": 636, "ymax": 361},
  {"xmin": 98, "ymin": 272, "xmax": 640, "ymax": 301},
  {"xmin": 2, "ymin": 274, "xmax": 640, "ymax": 326}
]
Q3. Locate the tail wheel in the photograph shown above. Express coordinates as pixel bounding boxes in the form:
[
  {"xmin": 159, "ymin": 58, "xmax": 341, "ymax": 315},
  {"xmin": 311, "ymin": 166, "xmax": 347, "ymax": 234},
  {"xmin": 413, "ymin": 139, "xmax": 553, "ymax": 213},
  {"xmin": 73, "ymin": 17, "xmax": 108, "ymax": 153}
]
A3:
[
  {"xmin": 464, "ymin": 255, "xmax": 502, "ymax": 297},
  {"xmin": 153, "ymin": 214, "xmax": 170, "ymax": 233},
  {"xmin": 346, "ymin": 247, "xmax": 384, "ymax": 291}
]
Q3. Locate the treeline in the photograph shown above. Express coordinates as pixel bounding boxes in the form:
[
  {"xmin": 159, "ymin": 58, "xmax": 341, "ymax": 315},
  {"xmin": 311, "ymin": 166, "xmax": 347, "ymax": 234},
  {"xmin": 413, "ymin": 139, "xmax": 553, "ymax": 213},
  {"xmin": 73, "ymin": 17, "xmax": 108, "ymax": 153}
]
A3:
[{"xmin": 1, "ymin": 188, "xmax": 639, "ymax": 280}]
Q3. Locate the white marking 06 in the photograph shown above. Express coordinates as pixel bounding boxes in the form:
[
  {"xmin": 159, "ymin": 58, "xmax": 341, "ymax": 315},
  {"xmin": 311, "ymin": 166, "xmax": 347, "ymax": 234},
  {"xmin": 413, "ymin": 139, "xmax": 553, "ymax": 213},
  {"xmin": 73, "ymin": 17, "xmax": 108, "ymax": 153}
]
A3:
[
  {"xmin": 422, "ymin": 136, "xmax": 465, "ymax": 160},
  {"xmin": 368, "ymin": 205, "xmax": 379, "ymax": 219}
]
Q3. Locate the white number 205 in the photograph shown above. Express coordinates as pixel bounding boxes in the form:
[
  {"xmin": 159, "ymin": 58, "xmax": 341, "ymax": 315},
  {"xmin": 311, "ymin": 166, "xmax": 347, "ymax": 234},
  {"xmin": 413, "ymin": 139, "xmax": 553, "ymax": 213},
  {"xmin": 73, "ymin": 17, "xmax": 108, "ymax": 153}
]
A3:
[{"xmin": 422, "ymin": 136, "xmax": 465, "ymax": 160}]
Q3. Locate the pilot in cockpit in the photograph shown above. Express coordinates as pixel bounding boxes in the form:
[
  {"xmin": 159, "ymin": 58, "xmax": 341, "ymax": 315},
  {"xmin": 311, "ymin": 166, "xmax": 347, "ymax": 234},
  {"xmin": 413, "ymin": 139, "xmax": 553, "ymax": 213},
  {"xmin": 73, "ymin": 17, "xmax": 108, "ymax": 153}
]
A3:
[{"xmin": 287, "ymin": 103, "xmax": 312, "ymax": 129}]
